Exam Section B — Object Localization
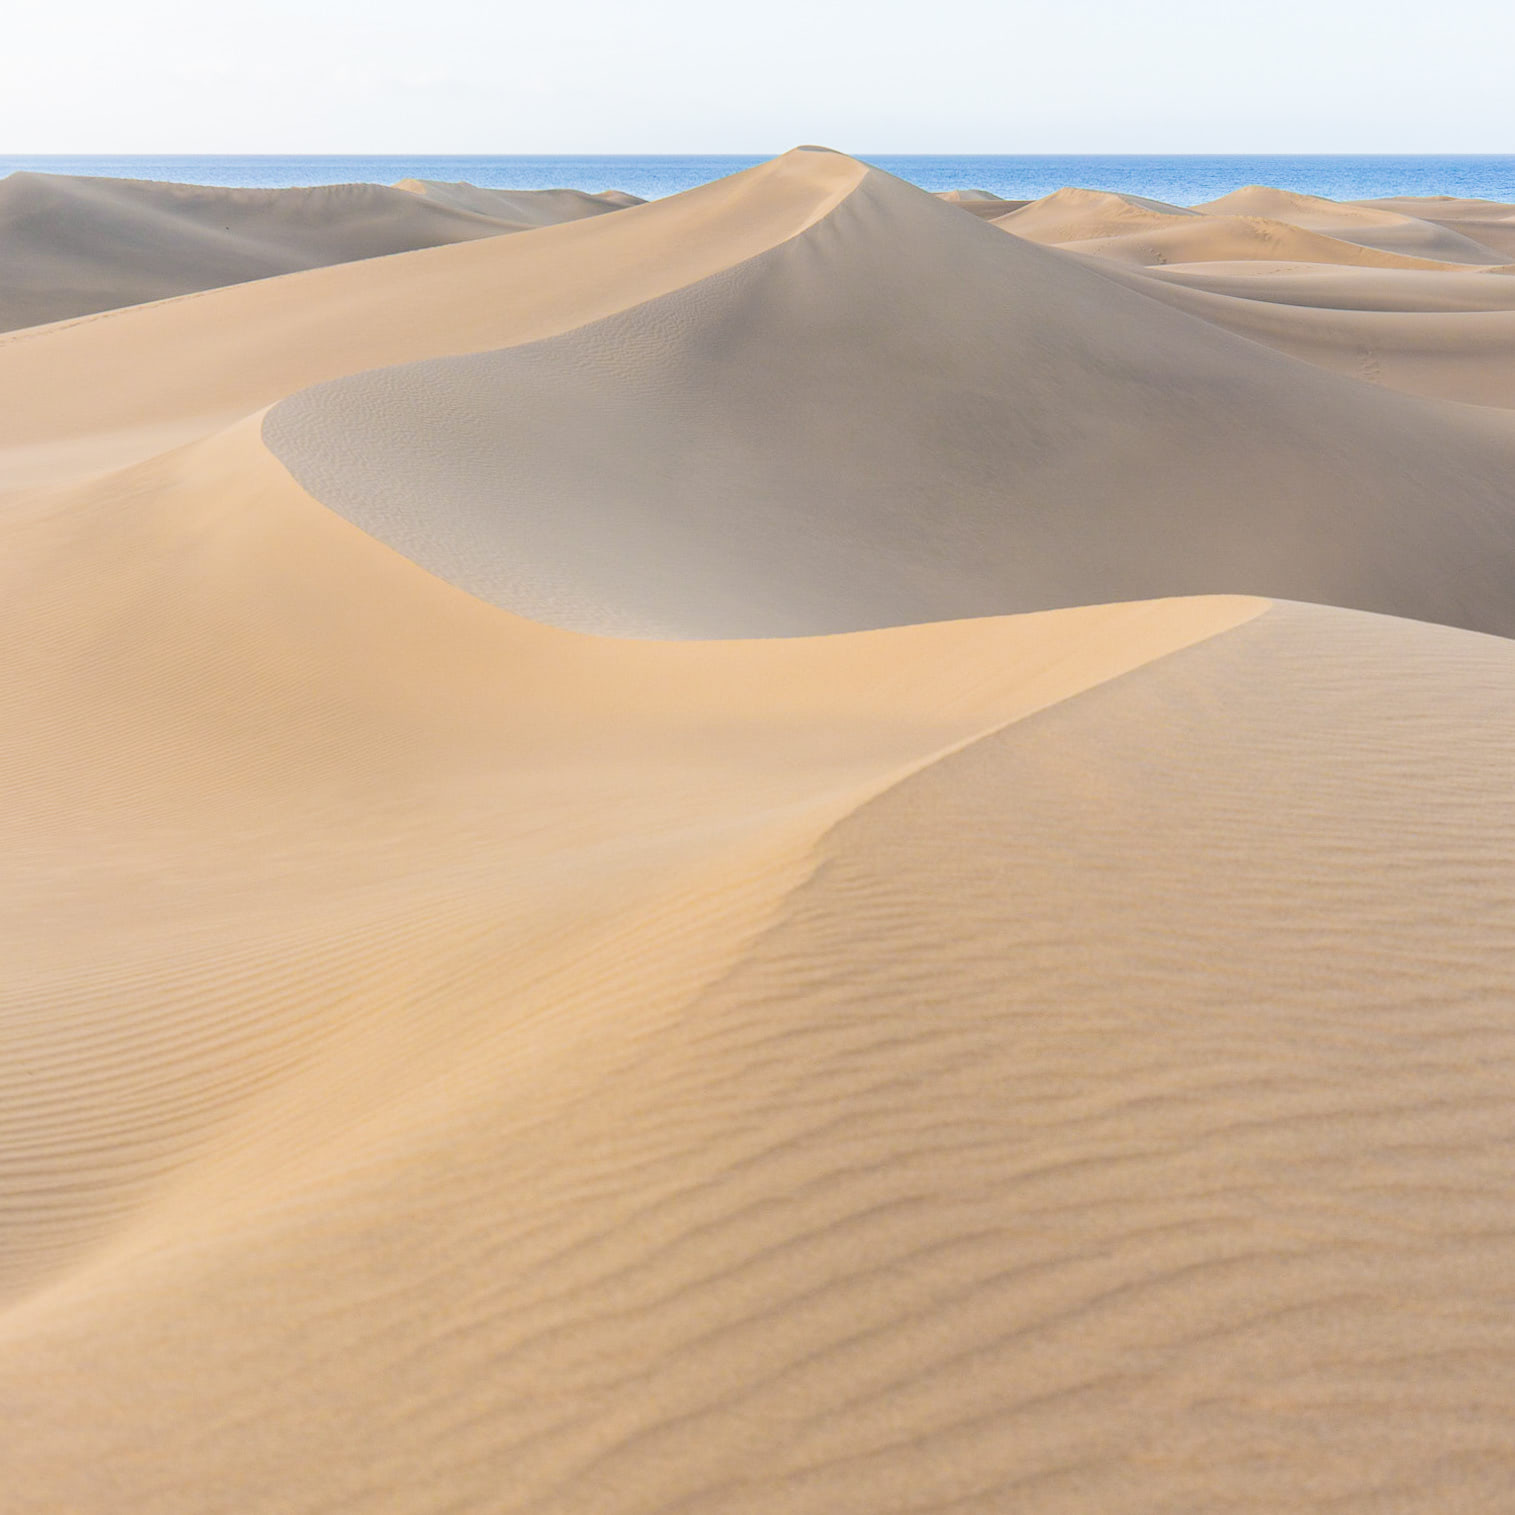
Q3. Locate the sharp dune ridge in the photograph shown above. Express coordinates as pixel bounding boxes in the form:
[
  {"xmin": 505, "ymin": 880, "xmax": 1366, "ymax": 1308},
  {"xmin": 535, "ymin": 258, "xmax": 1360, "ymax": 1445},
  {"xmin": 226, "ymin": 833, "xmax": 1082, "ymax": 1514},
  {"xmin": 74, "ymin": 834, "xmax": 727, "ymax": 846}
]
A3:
[{"xmin": 5, "ymin": 146, "xmax": 1515, "ymax": 1512}]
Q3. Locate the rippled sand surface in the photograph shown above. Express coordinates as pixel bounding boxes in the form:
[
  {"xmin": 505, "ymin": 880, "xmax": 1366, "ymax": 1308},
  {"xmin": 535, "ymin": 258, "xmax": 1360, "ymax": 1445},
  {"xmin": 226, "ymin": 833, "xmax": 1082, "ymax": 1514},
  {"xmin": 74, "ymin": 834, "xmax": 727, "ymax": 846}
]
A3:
[{"xmin": 4, "ymin": 148, "xmax": 1515, "ymax": 1512}]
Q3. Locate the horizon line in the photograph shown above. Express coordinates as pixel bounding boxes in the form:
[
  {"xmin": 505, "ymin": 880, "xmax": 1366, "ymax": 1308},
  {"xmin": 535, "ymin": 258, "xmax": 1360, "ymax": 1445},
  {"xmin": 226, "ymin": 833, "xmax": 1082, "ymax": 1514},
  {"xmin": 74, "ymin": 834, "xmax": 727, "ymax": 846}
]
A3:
[{"xmin": 4, "ymin": 149, "xmax": 1515, "ymax": 160}]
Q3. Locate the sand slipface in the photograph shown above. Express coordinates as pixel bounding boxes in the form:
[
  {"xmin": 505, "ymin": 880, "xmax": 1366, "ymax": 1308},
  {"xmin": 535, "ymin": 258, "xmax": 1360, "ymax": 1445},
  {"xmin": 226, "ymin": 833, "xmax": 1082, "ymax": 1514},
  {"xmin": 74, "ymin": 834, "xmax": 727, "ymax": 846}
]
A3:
[{"xmin": 6, "ymin": 147, "xmax": 1515, "ymax": 1513}]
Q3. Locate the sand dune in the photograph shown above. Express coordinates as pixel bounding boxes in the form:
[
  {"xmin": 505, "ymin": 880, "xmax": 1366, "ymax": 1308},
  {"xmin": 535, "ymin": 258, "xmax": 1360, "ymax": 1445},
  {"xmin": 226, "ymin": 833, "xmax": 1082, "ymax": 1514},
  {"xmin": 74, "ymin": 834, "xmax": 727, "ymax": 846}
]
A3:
[
  {"xmin": 0, "ymin": 170, "xmax": 641, "ymax": 334},
  {"xmin": 0, "ymin": 172, "xmax": 503, "ymax": 332},
  {"xmin": 1049, "ymin": 214, "xmax": 1470, "ymax": 270},
  {"xmin": 1000, "ymin": 193, "xmax": 1474, "ymax": 271},
  {"xmin": 995, "ymin": 185, "xmax": 1199, "ymax": 242},
  {"xmin": 1059, "ymin": 254, "xmax": 1515, "ymax": 408},
  {"xmin": 1360, "ymin": 198, "xmax": 1515, "ymax": 262},
  {"xmin": 1195, "ymin": 185, "xmax": 1511, "ymax": 264},
  {"xmin": 999, "ymin": 183, "xmax": 1515, "ymax": 275},
  {"xmin": 263, "ymin": 156, "xmax": 1515, "ymax": 636},
  {"xmin": 935, "ymin": 188, "xmax": 1028, "ymax": 219},
  {"xmin": 7, "ymin": 148, "xmax": 1515, "ymax": 1513},
  {"xmin": 394, "ymin": 177, "xmax": 645, "ymax": 222}
]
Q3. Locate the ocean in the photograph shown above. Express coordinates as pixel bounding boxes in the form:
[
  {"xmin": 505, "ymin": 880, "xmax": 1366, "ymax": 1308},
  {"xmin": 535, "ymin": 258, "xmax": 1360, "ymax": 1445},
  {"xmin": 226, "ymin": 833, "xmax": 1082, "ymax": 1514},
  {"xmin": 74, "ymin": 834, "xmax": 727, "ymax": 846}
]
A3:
[{"xmin": 2, "ymin": 154, "xmax": 1513, "ymax": 205}]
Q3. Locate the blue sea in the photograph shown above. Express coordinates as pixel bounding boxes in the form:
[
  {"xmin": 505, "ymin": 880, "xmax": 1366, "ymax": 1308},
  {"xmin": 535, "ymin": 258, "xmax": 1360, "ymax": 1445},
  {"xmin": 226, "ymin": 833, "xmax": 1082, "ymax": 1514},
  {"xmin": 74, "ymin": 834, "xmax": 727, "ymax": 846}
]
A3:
[{"xmin": 2, "ymin": 154, "xmax": 1514, "ymax": 205}]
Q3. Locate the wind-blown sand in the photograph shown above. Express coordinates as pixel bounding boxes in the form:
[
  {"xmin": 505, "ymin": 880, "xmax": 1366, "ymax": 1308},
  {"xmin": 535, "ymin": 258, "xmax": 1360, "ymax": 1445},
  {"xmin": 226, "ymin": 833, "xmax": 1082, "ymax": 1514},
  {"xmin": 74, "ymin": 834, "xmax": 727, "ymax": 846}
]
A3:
[{"xmin": 4, "ymin": 147, "xmax": 1515, "ymax": 1512}]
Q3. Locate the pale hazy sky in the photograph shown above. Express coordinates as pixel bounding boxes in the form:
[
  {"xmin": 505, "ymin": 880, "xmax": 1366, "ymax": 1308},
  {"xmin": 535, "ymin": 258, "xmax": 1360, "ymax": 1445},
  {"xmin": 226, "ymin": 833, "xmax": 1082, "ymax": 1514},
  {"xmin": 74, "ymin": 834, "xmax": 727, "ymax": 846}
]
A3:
[{"xmin": 3, "ymin": 0, "xmax": 1511, "ymax": 154}]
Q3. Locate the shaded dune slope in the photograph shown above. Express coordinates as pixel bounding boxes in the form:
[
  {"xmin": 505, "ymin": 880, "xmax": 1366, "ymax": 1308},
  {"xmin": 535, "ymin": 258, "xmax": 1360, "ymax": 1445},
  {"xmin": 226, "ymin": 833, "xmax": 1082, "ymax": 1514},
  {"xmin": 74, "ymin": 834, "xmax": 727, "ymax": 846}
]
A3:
[{"xmin": 265, "ymin": 157, "xmax": 1515, "ymax": 637}]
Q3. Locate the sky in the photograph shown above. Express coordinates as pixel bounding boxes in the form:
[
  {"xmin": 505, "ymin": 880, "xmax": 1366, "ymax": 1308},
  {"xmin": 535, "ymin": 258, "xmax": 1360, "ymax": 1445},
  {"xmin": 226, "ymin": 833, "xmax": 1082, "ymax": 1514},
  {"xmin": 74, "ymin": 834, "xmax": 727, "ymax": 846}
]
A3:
[{"xmin": 2, "ymin": 0, "xmax": 1512, "ymax": 154}]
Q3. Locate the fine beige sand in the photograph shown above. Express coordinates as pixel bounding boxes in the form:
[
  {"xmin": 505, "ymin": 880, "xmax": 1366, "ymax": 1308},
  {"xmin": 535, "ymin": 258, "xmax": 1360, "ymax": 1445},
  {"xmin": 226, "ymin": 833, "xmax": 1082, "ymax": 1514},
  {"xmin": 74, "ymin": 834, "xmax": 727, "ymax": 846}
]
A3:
[{"xmin": 5, "ymin": 148, "xmax": 1515, "ymax": 1513}]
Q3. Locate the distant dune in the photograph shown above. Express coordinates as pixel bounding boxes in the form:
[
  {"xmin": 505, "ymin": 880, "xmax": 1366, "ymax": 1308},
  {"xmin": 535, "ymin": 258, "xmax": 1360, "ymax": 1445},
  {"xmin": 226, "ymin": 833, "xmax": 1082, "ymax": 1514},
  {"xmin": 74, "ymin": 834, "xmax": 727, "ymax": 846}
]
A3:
[
  {"xmin": 1009, "ymin": 209, "xmax": 1471, "ymax": 271},
  {"xmin": 394, "ymin": 177, "xmax": 644, "ymax": 222},
  {"xmin": 0, "ymin": 170, "xmax": 639, "ymax": 332},
  {"xmin": 1194, "ymin": 184, "xmax": 1510, "ymax": 263},
  {"xmin": 934, "ymin": 187, "xmax": 1028, "ymax": 218},
  {"xmin": 1359, "ymin": 195, "xmax": 1515, "ymax": 260},
  {"xmin": 6, "ymin": 147, "xmax": 1515, "ymax": 1514},
  {"xmin": 996, "ymin": 185, "xmax": 1503, "ymax": 269},
  {"xmin": 993, "ymin": 185, "xmax": 1201, "ymax": 242}
]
